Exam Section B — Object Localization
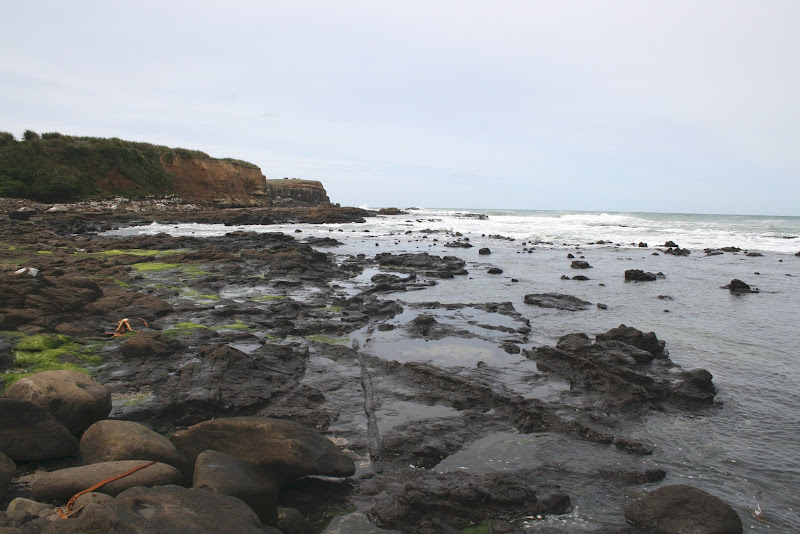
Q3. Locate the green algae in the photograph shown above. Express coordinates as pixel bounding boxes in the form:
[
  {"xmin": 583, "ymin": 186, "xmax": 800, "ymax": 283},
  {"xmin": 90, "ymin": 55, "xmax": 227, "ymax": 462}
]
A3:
[
  {"xmin": 463, "ymin": 525, "xmax": 490, "ymax": 534},
  {"xmin": 251, "ymin": 295, "xmax": 286, "ymax": 301},
  {"xmin": 36, "ymin": 250, "xmax": 53, "ymax": 255},
  {"xmin": 305, "ymin": 334, "xmax": 350, "ymax": 345},
  {"xmin": 165, "ymin": 322, "xmax": 211, "ymax": 337},
  {"xmin": 1, "ymin": 334, "xmax": 92, "ymax": 388},
  {"xmin": 219, "ymin": 321, "xmax": 252, "ymax": 330},
  {"xmin": 132, "ymin": 262, "xmax": 180, "ymax": 272},
  {"xmin": 180, "ymin": 288, "xmax": 219, "ymax": 300},
  {"xmin": 87, "ymin": 248, "xmax": 186, "ymax": 257},
  {"xmin": 121, "ymin": 395, "xmax": 148, "ymax": 407}
]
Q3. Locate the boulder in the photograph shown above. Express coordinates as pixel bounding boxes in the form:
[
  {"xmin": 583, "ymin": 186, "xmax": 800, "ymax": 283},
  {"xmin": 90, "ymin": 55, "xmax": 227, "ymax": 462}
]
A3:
[
  {"xmin": 5, "ymin": 498, "xmax": 52, "ymax": 521},
  {"xmin": 39, "ymin": 485, "xmax": 264, "ymax": 534},
  {"xmin": 3, "ymin": 370, "xmax": 111, "ymax": 435},
  {"xmin": 0, "ymin": 452, "xmax": 15, "ymax": 501},
  {"xmin": 624, "ymin": 484, "xmax": 742, "ymax": 533},
  {"xmin": 570, "ymin": 260, "xmax": 592, "ymax": 269},
  {"xmin": 625, "ymin": 269, "xmax": 657, "ymax": 282},
  {"xmin": 120, "ymin": 333, "xmax": 184, "ymax": 359},
  {"xmin": 487, "ymin": 267, "xmax": 503, "ymax": 274},
  {"xmin": 723, "ymin": 279, "xmax": 759, "ymax": 294},
  {"xmin": 193, "ymin": 450, "xmax": 279, "ymax": 524},
  {"xmin": 663, "ymin": 241, "xmax": 678, "ymax": 248},
  {"xmin": 0, "ymin": 398, "xmax": 78, "ymax": 461},
  {"xmin": 478, "ymin": 248, "xmax": 491, "ymax": 255},
  {"xmin": 596, "ymin": 324, "xmax": 666, "ymax": 357},
  {"xmin": 32, "ymin": 460, "xmax": 182, "ymax": 502},
  {"xmin": 170, "ymin": 416, "xmax": 355, "ymax": 482},
  {"xmin": 80, "ymin": 420, "xmax": 188, "ymax": 472},
  {"xmin": 8, "ymin": 208, "xmax": 36, "ymax": 221},
  {"xmin": 523, "ymin": 293, "xmax": 591, "ymax": 311},
  {"xmin": 664, "ymin": 247, "xmax": 690, "ymax": 256}
]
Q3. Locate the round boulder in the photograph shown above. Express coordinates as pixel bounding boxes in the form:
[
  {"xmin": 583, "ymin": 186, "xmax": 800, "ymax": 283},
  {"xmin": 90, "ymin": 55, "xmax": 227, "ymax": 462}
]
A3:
[
  {"xmin": 170, "ymin": 416, "xmax": 355, "ymax": 482},
  {"xmin": 31, "ymin": 460, "xmax": 182, "ymax": 502},
  {"xmin": 4, "ymin": 370, "xmax": 111, "ymax": 435},
  {"xmin": 80, "ymin": 420, "xmax": 188, "ymax": 472},
  {"xmin": 193, "ymin": 450, "xmax": 279, "ymax": 524},
  {"xmin": 624, "ymin": 484, "xmax": 742, "ymax": 534},
  {"xmin": 0, "ymin": 398, "xmax": 78, "ymax": 461}
]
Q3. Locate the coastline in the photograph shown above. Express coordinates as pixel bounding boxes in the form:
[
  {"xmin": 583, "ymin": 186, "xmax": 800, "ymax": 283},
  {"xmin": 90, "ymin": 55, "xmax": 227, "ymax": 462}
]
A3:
[{"xmin": 2, "ymin": 199, "xmax": 797, "ymax": 532}]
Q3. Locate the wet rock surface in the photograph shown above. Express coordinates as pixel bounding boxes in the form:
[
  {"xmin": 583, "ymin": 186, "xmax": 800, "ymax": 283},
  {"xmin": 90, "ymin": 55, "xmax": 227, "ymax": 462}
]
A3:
[
  {"xmin": 524, "ymin": 293, "xmax": 592, "ymax": 311},
  {"xmin": 625, "ymin": 484, "xmax": 743, "ymax": 533},
  {"xmin": 0, "ymin": 201, "xmax": 737, "ymax": 533}
]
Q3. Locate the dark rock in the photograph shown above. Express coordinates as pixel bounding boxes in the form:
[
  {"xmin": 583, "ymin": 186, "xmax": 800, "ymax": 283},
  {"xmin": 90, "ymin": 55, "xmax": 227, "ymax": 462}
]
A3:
[
  {"xmin": 276, "ymin": 507, "xmax": 310, "ymax": 534},
  {"xmin": 596, "ymin": 302, "xmax": 608, "ymax": 310},
  {"xmin": 572, "ymin": 275, "xmax": 590, "ymax": 281},
  {"xmin": 3, "ymin": 370, "xmax": 111, "ymax": 435},
  {"xmin": 487, "ymin": 267, "xmax": 503, "ymax": 274},
  {"xmin": 303, "ymin": 236, "xmax": 343, "ymax": 247},
  {"xmin": 377, "ymin": 208, "xmax": 406, "ymax": 215},
  {"xmin": 638, "ymin": 242, "xmax": 648, "ymax": 247},
  {"xmin": 723, "ymin": 279, "xmax": 759, "ymax": 294},
  {"xmin": 560, "ymin": 275, "xmax": 570, "ymax": 280},
  {"xmin": 613, "ymin": 437, "xmax": 653, "ymax": 455},
  {"xmin": 375, "ymin": 252, "xmax": 467, "ymax": 278},
  {"xmin": 530, "ymin": 326, "xmax": 714, "ymax": 412},
  {"xmin": 80, "ymin": 420, "xmax": 188, "ymax": 472},
  {"xmin": 567, "ymin": 253, "xmax": 575, "ymax": 259},
  {"xmin": 746, "ymin": 251, "xmax": 763, "ymax": 257},
  {"xmin": 193, "ymin": 450, "xmax": 279, "ymax": 525},
  {"xmin": 625, "ymin": 269, "xmax": 657, "ymax": 282},
  {"xmin": 0, "ymin": 451, "xmax": 14, "ymax": 501},
  {"xmin": 624, "ymin": 484, "xmax": 742, "ymax": 534},
  {"xmin": 664, "ymin": 247, "xmax": 690, "ymax": 256},
  {"xmin": 443, "ymin": 241, "xmax": 473, "ymax": 248},
  {"xmin": 596, "ymin": 324, "xmax": 666, "ymax": 357},
  {"xmin": 100, "ymin": 343, "xmax": 308, "ymax": 427},
  {"xmin": 8, "ymin": 208, "xmax": 37, "ymax": 221},
  {"xmin": 663, "ymin": 241, "xmax": 678, "ymax": 248},
  {"xmin": 570, "ymin": 260, "xmax": 592, "ymax": 269},
  {"xmin": 40, "ymin": 485, "xmax": 264, "ymax": 534},
  {"xmin": 367, "ymin": 469, "xmax": 570, "ymax": 533},
  {"xmin": 32, "ymin": 460, "xmax": 182, "ymax": 501},
  {"xmin": 0, "ymin": 398, "xmax": 78, "ymax": 461},
  {"xmin": 170, "ymin": 416, "xmax": 355, "ymax": 483},
  {"xmin": 478, "ymin": 247, "xmax": 491, "ymax": 255},
  {"xmin": 524, "ymin": 293, "xmax": 591, "ymax": 311},
  {"xmin": 120, "ymin": 333, "xmax": 184, "ymax": 359}
]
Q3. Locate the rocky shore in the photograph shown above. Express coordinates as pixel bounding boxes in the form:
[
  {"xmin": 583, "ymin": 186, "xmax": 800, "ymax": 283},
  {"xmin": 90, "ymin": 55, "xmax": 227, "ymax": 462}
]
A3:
[{"xmin": 0, "ymin": 198, "xmax": 743, "ymax": 533}]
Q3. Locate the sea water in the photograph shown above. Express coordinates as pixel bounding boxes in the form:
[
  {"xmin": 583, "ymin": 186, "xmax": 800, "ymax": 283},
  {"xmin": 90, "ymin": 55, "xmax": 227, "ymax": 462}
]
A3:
[{"xmin": 107, "ymin": 209, "xmax": 800, "ymax": 531}]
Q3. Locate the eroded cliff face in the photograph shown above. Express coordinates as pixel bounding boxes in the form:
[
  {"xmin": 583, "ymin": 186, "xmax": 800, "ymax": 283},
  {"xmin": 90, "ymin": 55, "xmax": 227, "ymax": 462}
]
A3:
[
  {"xmin": 161, "ymin": 156, "xmax": 269, "ymax": 207},
  {"xmin": 266, "ymin": 179, "xmax": 330, "ymax": 206}
]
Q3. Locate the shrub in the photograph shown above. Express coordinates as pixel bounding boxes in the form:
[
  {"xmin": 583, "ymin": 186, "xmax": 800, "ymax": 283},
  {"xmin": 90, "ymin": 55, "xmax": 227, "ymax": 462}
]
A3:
[
  {"xmin": 0, "ymin": 132, "xmax": 15, "ymax": 147},
  {"xmin": 0, "ymin": 179, "xmax": 30, "ymax": 198},
  {"xmin": 41, "ymin": 131, "xmax": 63, "ymax": 140},
  {"xmin": 22, "ymin": 129, "xmax": 40, "ymax": 141}
]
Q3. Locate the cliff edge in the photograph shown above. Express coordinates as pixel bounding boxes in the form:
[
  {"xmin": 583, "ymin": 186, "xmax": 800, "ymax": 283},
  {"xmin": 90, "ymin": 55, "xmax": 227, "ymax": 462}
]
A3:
[{"xmin": 0, "ymin": 130, "xmax": 331, "ymax": 207}]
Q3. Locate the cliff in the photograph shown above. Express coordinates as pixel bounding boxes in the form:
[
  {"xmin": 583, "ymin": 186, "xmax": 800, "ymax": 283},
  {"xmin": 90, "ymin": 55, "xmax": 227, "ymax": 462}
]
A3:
[
  {"xmin": 163, "ymin": 155, "xmax": 269, "ymax": 207},
  {"xmin": 266, "ymin": 179, "xmax": 330, "ymax": 206},
  {"xmin": 0, "ymin": 131, "xmax": 332, "ymax": 207}
]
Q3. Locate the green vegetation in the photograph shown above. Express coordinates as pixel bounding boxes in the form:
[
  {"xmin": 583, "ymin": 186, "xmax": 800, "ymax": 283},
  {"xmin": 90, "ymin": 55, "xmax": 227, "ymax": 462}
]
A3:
[
  {"xmin": 82, "ymin": 248, "xmax": 187, "ymax": 258},
  {"xmin": 219, "ymin": 321, "xmax": 252, "ymax": 330},
  {"xmin": 132, "ymin": 262, "xmax": 180, "ymax": 272},
  {"xmin": 164, "ymin": 322, "xmax": 211, "ymax": 337},
  {"xmin": 1, "ymin": 334, "xmax": 94, "ymax": 388},
  {"xmin": 463, "ymin": 525, "xmax": 491, "ymax": 534},
  {"xmin": 305, "ymin": 334, "xmax": 350, "ymax": 345},
  {"xmin": 0, "ymin": 130, "xmax": 259, "ymax": 202},
  {"xmin": 121, "ymin": 395, "xmax": 149, "ymax": 407}
]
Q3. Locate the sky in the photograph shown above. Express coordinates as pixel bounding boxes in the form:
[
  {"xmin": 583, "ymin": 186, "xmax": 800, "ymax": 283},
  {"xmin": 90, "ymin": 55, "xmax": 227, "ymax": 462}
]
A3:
[{"xmin": 1, "ymin": 1, "xmax": 799, "ymax": 215}]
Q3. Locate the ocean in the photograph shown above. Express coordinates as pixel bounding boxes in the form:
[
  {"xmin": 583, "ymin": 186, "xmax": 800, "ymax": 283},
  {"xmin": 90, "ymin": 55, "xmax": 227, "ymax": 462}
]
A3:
[{"xmin": 108, "ymin": 209, "xmax": 800, "ymax": 531}]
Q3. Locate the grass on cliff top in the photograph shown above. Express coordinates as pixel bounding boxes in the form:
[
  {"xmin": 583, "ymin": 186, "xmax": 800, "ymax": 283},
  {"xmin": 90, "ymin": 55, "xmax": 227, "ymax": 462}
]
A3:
[
  {"xmin": 0, "ymin": 130, "xmax": 259, "ymax": 202},
  {"xmin": 1, "ymin": 333, "xmax": 95, "ymax": 389}
]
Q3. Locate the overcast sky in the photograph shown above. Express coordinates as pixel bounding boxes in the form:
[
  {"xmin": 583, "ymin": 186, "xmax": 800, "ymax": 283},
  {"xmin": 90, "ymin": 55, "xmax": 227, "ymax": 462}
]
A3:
[{"xmin": 2, "ymin": 1, "xmax": 798, "ymax": 214}]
